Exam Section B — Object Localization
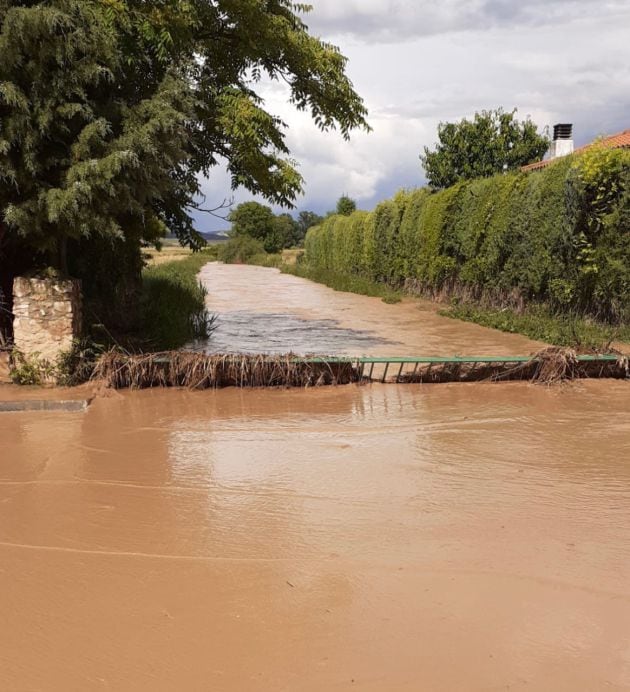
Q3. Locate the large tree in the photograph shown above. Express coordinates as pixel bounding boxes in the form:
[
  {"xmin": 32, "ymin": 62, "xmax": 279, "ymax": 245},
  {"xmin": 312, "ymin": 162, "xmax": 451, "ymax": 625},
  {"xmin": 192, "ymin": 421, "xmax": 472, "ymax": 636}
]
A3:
[
  {"xmin": 0, "ymin": 0, "xmax": 368, "ymax": 269},
  {"xmin": 0, "ymin": 0, "xmax": 368, "ymax": 338},
  {"xmin": 271, "ymin": 213, "xmax": 299, "ymax": 251},
  {"xmin": 420, "ymin": 108, "xmax": 549, "ymax": 189},
  {"xmin": 228, "ymin": 201, "xmax": 274, "ymax": 240}
]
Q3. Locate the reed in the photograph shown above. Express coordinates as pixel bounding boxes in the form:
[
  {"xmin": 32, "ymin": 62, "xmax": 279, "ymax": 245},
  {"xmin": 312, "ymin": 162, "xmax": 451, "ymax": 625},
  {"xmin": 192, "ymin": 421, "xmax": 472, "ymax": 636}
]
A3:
[{"xmin": 140, "ymin": 249, "xmax": 217, "ymax": 349}]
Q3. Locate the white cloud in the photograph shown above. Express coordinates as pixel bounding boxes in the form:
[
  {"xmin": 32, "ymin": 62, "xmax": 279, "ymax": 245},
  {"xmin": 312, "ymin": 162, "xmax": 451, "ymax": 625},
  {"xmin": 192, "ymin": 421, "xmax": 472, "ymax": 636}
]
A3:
[{"xmin": 193, "ymin": 1, "xmax": 630, "ymax": 232}]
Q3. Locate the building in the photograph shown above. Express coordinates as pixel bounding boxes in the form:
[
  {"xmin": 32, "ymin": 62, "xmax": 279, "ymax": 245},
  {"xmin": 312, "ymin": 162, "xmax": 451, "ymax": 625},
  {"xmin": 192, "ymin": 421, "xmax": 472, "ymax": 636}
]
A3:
[{"xmin": 522, "ymin": 124, "xmax": 630, "ymax": 172}]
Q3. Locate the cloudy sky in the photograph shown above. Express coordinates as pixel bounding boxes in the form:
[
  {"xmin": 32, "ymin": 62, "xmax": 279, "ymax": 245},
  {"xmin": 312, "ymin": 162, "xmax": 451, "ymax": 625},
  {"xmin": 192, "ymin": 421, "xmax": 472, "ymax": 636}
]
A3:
[{"xmin": 195, "ymin": 0, "xmax": 630, "ymax": 232}]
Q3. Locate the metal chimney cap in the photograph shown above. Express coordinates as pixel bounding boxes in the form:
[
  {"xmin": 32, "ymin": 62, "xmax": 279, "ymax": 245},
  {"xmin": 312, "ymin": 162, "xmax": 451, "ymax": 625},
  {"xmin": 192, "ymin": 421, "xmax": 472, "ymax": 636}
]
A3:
[{"xmin": 553, "ymin": 123, "xmax": 573, "ymax": 140}]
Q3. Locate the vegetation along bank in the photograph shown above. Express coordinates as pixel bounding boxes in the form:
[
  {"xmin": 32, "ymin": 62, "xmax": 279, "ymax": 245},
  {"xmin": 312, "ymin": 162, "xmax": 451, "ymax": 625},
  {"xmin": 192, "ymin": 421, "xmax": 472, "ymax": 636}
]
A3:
[{"xmin": 301, "ymin": 147, "xmax": 630, "ymax": 347}]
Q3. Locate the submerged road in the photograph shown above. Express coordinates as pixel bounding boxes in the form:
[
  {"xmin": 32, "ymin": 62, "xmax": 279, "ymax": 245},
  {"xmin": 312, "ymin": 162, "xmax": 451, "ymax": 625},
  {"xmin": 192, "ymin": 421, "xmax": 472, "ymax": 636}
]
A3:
[
  {"xmin": 1, "ymin": 263, "xmax": 629, "ymax": 691},
  {"xmin": 196, "ymin": 262, "xmax": 543, "ymax": 356}
]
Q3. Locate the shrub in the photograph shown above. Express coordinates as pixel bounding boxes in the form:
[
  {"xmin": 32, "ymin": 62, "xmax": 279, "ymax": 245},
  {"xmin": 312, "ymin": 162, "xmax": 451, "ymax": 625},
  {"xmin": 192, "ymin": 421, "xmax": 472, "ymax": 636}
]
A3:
[
  {"xmin": 304, "ymin": 149, "xmax": 630, "ymax": 325},
  {"xmin": 218, "ymin": 236, "xmax": 266, "ymax": 264}
]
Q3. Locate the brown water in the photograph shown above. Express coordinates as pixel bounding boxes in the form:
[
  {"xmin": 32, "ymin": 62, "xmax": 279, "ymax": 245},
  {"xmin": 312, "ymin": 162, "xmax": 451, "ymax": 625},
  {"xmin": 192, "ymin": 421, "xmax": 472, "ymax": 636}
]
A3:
[
  {"xmin": 197, "ymin": 263, "xmax": 542, "ymax": 355},
  {"xmin": 2, "ymin": 264, "xmax": 630, "ymax": 691}
]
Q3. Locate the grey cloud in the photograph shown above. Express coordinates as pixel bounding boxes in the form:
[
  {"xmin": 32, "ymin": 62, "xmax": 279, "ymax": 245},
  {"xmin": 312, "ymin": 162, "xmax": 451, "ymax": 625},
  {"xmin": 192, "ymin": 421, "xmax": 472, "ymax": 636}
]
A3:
[
  {"xmin": 192, "ymin": 3, "xmax": 630, "ymax": 233},
  {"xmin": 304, "ymin": 0, "xmax": 630, "ymax": 43}
]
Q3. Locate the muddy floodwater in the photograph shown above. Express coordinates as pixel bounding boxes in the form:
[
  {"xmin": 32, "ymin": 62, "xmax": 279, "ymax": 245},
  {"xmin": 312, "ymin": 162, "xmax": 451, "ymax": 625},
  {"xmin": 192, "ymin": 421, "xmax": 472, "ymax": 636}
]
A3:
[
  {"xmin": 196, "ymin": 262, "xmax": 543, "ymax": 355},
  {"xmin": 2, "ymin": 264, "xmax": 630, "ymax": 691}
]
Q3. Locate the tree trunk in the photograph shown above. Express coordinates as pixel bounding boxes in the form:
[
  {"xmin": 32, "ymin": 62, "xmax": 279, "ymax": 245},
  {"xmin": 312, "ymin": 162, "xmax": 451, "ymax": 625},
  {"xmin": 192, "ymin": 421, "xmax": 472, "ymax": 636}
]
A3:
[{"xmin": 58, "ymin": 236, "xmax": 69, "ymax": 276}]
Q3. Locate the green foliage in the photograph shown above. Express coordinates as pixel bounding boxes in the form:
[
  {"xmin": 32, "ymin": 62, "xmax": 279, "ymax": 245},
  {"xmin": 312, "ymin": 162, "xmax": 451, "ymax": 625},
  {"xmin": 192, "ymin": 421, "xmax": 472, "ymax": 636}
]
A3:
[
  {"xmin": 140, "ymin": 250, "xmax": 216, "ymax": 349},
  {"xmin": 421, "ymin": 108, "xmax": 549, "ymax": 189},
  {"xmin": 229, "ymin": 201, "xmax": 275, "ymax": 241},
  {"xmin": 296, "ymin": 211, "xmax": 323, "ymax": 246},
  {"xmin": 1, "ymin": 0, "xmax": 368, "ymax": 338},
  {"xmin": 10, "ymin": 339, "xmax": 102, "ymax": 385},
  {"xmin": 0, "ymin": 0, "xmax": 198, "ymax": 260},
  {"xmin": 272, "ymin": 213, "xmax": 300, "ymax": 251},
  {"xmin": 304, "ymin": 149, "xmax": 630, "ymax": 330},
  {"xmin": 443, "ymin": 303, "xmax": 630, "ymax": 349},
  {"xmin": 336, "ymin": 195, "xmax": 357, "ymax": 216},
  {"xmin": 567, "ymin": 145, "xmax": 630, "ymax": 320},
  {"xmin": 218, "ymin": 235, "xmax": 266, "ymax": 264},
  {"xmin": 9, "ymin": 350, "xmax": 54, "ymax": 385},
  {"xmin": 228, "ymin": 202, "xmax": 302, "ymax": 252},
  {"xmin": 55, "ymin": 338, "xmax": 104, "ymax": 386},
  {"xmin": 282, "ymin": 264, "xmax": 401, "ymax": 303}
]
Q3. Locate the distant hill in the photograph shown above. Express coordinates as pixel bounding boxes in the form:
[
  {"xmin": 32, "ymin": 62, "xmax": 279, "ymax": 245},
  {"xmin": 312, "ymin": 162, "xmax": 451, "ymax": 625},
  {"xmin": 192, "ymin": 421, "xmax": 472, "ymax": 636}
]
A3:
[
  {"xmin": 200, "ymin": 230, "xmax": 230, "ymax": 243},
  {"xmin": 164, "ymin": 230, "xmax": 230, "ymax": 244}
]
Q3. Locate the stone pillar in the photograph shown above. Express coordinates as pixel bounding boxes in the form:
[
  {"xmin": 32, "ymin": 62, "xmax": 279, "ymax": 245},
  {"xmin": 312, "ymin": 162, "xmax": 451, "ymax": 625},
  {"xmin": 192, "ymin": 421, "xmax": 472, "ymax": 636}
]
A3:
[{"xmin": 12, "ymin": 277, "xmax": 82, "ymax": 363}]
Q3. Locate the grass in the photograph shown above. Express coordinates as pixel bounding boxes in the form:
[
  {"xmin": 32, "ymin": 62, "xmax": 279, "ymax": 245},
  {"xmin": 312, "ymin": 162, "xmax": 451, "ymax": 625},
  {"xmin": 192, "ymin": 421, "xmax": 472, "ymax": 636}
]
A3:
[
  {"xmin": 246, "ymin": 252, "xmax": 283, "ymax": 268},
  {"xmin": 144, "ymin": 245, "xmax": 193, "ymax": 266},
  {"xmin": 280, "ymin": 263, "xmax": 402, "ymax": 303},
  {"xmin": 281, "ymin": 248, "xmax": 303, "ymax": 265},
  {"xmin": 139, "ymin": 247, "xmax": 218, "ymax": 350},
  {"xmin": 442, "ymin": 302, "xmax": 630, "ymax": 350}
]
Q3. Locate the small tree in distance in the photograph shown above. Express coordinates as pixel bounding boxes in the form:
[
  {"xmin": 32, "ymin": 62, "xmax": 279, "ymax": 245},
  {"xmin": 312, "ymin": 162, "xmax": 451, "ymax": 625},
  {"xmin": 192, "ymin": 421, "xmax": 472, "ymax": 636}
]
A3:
[
  {"xmin": 421, "ymin": 108, "xmax": 549, "ymax": 189},
  {"xmin": 228, "ymin": 203, "xmax": 298, "ymax": 253},
  {"xmin": 228, "ymin": 202, "xmax": 275, "ymax": 244},
  {"xmin": 296, "ymin": 211, "xmax": 324, "ymax": 245},
  {"xmin": 336, "ymin": 196, "xmax": 357, "ymax": 216}
]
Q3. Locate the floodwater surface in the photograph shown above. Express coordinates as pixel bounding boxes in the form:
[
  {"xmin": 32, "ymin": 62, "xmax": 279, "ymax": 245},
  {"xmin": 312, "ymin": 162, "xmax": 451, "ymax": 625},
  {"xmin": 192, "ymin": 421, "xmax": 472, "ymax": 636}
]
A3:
[
  {"xmin": 197, "ymin": 263, "xmax": 542, "ymax": 355},
  {"xmin": 2, "ymin": 383, "xmax": 630, "ymax": 690},
  {"xmin": 2, "ymin": 264, "xmax": 629, "ymax": 691}
]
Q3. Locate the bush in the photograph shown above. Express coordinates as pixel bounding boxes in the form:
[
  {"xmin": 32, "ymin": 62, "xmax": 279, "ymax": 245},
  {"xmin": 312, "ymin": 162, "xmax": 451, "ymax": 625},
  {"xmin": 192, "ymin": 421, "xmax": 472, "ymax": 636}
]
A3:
[
  {"xmin": 218, "ymin": 236, "xmax": 267, "ymax": 264},
  {"xmin": 304, "ymin": 148, "xmax": 630, "ymax": 325}
]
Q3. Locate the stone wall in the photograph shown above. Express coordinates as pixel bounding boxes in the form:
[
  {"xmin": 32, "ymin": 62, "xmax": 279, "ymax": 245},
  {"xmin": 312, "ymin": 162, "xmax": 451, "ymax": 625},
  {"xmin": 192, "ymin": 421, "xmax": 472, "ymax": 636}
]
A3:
[
  {"xmin": 12, "ymin": 277, "xmax": 82, "ymax": 363},
  {"xmin": 0, "ymin": 352, "xmax": 10, "ymax": 384}
]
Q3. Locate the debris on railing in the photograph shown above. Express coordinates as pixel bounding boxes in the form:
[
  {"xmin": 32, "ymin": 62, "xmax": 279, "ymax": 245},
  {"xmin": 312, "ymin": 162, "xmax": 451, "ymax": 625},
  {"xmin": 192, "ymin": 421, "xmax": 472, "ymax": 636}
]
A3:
[{"xmin": 91, "ymin": 347, "xmax": 628, "ymax": 390}]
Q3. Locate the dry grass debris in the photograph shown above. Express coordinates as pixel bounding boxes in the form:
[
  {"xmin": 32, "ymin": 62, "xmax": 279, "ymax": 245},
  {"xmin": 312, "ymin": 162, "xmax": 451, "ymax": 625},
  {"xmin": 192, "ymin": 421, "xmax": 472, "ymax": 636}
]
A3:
[
  {"xmin": 92, "ymin": 347, "xmax": 628, "ymax": 390},
  {"xmin": 399, "ymin": 347, "xmax": 628, "ymax": 385},
  {"xmin": 93, "ymin": 351, "xmax": 358, "ymax": 390}
]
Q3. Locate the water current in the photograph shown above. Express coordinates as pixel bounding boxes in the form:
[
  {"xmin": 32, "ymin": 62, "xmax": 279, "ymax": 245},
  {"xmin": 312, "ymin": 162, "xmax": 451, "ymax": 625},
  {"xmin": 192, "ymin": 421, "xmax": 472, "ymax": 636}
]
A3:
[{"xmin": 1, "ymin": 263, "xmax": 629, "ymax": 690}]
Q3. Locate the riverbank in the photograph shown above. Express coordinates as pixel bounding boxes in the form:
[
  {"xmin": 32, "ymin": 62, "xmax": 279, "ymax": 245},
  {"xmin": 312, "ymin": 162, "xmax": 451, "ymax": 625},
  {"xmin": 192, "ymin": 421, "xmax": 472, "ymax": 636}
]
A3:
[
  {"xmin": 442, "ymin": 302, "xmax": 630, "ymax": 349},
  {"xmin": 139, "ymin": 247, "xmax": 218, "ymax": 349},
  {"xmin": 281, "ymin": 262, "xmax": 402, "ymax": 303}
]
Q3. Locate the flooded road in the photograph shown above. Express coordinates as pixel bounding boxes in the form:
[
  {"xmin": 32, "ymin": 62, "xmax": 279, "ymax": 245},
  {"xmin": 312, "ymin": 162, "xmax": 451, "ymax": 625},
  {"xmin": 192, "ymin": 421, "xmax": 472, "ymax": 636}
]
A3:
[
  {"xmin": 2, "ymin": 264, "xmax": 629, "ymax": 690},
  {"xmin": 2, "ymin": 382, "xmax": 630, "ymax": 690},
  {"xmin": 198, "ymin": 263, "xmax": 542, "ymax": 355}
]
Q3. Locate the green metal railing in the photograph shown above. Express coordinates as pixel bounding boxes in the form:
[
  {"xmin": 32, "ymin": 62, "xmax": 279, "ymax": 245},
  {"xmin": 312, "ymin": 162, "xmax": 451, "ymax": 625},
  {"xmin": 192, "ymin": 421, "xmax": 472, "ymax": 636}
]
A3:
[
  {"xmin": 297, "ymin": 354, "xmax": 623, "ymax": 383},
  {"xmin": 149, "ymin": 352, "xmax": 626, "ymax": 384}
]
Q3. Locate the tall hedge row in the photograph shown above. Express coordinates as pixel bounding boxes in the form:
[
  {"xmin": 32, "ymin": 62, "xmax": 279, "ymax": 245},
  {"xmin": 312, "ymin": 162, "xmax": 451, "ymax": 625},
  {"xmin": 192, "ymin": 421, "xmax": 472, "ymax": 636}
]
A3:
[{"xmin": 304, "ymin": 148, "xmax": 630, "ymax": 322}]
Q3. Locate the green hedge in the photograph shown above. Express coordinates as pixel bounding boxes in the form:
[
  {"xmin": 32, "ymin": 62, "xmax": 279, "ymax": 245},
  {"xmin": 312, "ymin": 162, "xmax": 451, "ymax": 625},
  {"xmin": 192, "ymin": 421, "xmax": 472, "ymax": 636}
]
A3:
[{"xmin": 305, "ymin": 148, "xmax": 630, "ymax": 323}]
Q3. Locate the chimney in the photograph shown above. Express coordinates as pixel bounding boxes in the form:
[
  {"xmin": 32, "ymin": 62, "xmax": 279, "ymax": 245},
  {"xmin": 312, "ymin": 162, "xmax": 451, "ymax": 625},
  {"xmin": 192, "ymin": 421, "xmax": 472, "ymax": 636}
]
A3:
[{"xmin": 549, "ymin": 123, "xmax": 574, "ymax": 159}]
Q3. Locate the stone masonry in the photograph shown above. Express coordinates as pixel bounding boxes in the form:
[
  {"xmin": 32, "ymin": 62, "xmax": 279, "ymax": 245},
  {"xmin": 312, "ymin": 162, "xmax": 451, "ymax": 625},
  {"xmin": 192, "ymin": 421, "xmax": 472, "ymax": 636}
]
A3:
[{"xmin": 12, "ymin": 277, "xmax": 82, "ymax": 363}]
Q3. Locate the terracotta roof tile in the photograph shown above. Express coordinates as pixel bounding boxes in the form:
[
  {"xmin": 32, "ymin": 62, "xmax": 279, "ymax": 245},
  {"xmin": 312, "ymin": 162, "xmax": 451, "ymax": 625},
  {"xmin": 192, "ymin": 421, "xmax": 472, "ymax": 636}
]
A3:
[{"xmin": 521, "ymin": 128, "xmax": 630, "ymax": 172}]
